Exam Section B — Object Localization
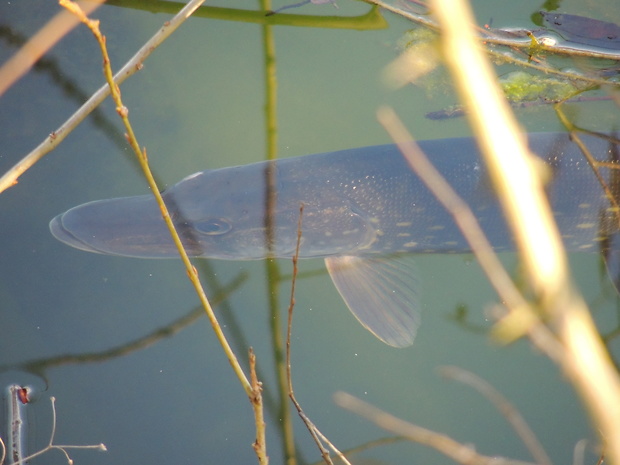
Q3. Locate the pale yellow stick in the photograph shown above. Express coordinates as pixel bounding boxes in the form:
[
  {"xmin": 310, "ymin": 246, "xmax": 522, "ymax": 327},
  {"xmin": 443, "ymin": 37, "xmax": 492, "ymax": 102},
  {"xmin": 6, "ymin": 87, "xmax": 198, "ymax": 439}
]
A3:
[
  {"xmin": 0, "ymin": 0, "xmax": 105, "ymax": 98},
  {"xmin": 0, "ymin": 0, "xmax": 205, "ymax": 194},
  {"xmin": 335, "ymin": 392, "xmax": 536, "ymax": 465},
  {"xmin": 431, "ymin": 0, "xmax": 620, "ymax": 463}
]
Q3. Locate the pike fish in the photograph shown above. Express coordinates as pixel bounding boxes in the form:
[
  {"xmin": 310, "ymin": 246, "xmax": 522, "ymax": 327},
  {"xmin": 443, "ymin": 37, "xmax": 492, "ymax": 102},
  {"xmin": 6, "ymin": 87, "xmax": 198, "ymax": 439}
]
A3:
[{"xmin": 50, "ymin": 133, "xmax": 620, "ymax": 347}]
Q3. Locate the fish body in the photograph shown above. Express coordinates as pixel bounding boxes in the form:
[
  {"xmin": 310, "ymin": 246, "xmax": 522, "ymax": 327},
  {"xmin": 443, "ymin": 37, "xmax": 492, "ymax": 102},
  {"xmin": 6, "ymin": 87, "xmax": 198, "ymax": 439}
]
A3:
[
  {"xmin": 540, "ymin": 11, "xmax": 620, "ymax": 51},
  {"xmin": 50, "ymin": 133, "xmax": 620, "ymax": 347}
]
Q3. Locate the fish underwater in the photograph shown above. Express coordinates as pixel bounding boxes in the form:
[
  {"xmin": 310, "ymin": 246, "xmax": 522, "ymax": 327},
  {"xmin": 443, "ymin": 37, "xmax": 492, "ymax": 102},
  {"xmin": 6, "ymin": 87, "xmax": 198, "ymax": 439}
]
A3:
[
  {"xmin": 50, "ymin": 132, "xmax": 620, "ymax": 348},
  {"xmin": 539, "ymin": 11, "xmax": 620, "ymax": 52}
]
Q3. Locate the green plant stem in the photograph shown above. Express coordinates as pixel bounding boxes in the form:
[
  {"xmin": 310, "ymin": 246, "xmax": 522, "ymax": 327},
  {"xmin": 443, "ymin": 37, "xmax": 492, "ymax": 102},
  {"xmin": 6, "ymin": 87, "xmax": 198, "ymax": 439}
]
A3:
[
  {"xmin": 258, "ymin": 0, "xmax": 296, "ymax": 462},
  {"xmin": 105, "ymin": 0, "xmax": 388, "ymax": 30}
]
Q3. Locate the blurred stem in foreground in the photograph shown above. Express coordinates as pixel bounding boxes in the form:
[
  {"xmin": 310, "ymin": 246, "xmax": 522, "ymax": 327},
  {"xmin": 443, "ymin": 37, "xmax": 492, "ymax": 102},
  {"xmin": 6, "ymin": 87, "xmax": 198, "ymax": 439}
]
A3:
[
  {"xmin": 0, "ymin": 0, "xmax": 104, "ymax": 98},
  {"xmin": 0, "ymin": 0, "xmax": 207, "ymax": 194},
  {"xmin": 430, "ymin": 0, "xmax": 620, "ymax": 463}
]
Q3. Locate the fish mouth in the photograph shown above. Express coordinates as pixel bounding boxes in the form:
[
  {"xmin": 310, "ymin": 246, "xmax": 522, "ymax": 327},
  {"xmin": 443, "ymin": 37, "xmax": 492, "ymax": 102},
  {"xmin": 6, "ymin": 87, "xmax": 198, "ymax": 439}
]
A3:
[
  {"xmin": 50, "ymin": 213, "xmax": 107, "ymax": 254},
  {"xmin": 48, "ymin": 195, "xmax": 181, "ymax": 258}
]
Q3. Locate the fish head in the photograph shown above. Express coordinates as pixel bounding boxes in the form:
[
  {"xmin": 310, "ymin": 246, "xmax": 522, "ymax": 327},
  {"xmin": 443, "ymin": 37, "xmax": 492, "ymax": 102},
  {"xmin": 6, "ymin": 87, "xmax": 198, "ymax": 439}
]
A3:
[
  {"xmin": 50, "ymin": 160, "xmax": 377, "ymax": 260},
  {"xmin": 50, "ymin": 164, "xmax": 282, "ymax": 259}
]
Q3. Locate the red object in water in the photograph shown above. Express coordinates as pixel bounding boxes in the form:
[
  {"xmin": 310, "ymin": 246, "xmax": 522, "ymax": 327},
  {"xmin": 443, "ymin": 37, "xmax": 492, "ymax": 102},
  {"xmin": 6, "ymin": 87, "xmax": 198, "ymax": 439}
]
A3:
[{"xmin": 17, "ymin": 387, "xmax": 29, "ymax": 404}]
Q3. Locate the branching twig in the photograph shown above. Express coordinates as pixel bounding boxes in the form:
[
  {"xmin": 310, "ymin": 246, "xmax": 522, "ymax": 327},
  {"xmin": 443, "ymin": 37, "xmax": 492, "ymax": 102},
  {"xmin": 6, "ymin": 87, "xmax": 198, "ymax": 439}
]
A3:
[
  {"xmin": 0, "ymin": 0, "xmax": 207, "ymax": 194},
  {"xmin": 3, "ymin": 396, "xmax": 105, "ymax": 465},
  {"xmin": 59, "ymin": 0, "xmax": 254, "ymax": 390},
  {"xmin": 285, "ymin": 205, "xmax": 352, "ymax": 465},
  {"xmin": 59, "ymin": 3, "xmax": 269, "ymax": 463},
  {"xmin": 285, "ymin": 204, "xmax": 334, "ymax": 465},
  {"xmin": 306, "ymin": 436, "xmax": 407, "ymax": 465}
]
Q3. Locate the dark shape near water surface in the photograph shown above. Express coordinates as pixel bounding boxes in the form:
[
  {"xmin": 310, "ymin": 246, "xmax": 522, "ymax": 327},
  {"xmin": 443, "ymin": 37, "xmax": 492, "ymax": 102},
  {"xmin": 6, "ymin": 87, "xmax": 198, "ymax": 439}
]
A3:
[
  {"xmin": 540, "ymin": 11, "xmax": 620, "ymax": 50},
  {"xmin": 50, "ymin": 133, "xmax": 620, "ymax": 348}
]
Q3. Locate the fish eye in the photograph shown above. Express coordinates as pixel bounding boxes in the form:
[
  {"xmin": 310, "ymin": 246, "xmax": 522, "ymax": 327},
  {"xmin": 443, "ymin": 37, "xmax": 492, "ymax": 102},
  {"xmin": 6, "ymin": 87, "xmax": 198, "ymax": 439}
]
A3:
[{"xmin": 195, "ymin": 218, "xmax": 232, "ymax": 236}]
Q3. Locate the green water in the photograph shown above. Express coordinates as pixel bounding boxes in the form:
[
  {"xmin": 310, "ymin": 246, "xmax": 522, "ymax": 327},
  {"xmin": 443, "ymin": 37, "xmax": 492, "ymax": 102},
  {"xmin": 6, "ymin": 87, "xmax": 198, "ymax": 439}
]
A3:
[{"xmin": 0, "ymin": 1, "xmax": 618, "ymax": 465}]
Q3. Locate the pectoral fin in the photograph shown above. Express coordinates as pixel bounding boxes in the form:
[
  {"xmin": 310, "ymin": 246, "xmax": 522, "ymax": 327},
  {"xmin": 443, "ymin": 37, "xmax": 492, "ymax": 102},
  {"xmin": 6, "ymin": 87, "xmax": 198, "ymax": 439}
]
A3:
[{"xmin": 324, "ymin": 255, "xmax": 420, "ymax": 348}]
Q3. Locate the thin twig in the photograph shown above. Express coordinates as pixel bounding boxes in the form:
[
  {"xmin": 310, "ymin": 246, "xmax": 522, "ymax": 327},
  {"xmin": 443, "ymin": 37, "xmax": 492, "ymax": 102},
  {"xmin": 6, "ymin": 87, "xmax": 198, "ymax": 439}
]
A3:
[
  {"xmin": 285, "ymin": 205, "xmax": 352, "ymax": 465},
  {"xmin": 285, "ymin": 205, "xmax": 333, "ymax": 465},
  {"xmin": 306, "ymin": 436, "xmax": 408, "ymax": 465},
  {"xmin": 59, "ymin": 3, "xmax": 272, "ymax": 463},
  {"xmin": 0, "ymin": 0, "xmax": 206, "ymax": 194},
  {"xmin": 250, "ymin": 348, "xmax": 269, "ymax": 465},
  {"xmin": 59, "ymin": 0, "xmax": 254, "ymax": 393},
  {"xmin": 8, "ymin": 397, "xmax": 105, "ymax": 465},
  {"xmin": 335, "ymin": 392, "xmax": 537, "ymax": 465},
  {"xmin": 439, "ymin": 366, "xmax": 552, "ymax": 465},
  {"xmin": 7, "ymin": 385, "xmax": 25, "ymax": 465},
  {"xmin": 285, "ymin": 204, "xmax": 304, "ymax": 396},
  {"xmin": 0, "ymin": 0, "xmax": 105, "ymax": 97}
]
